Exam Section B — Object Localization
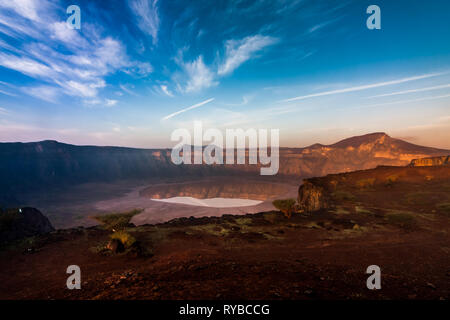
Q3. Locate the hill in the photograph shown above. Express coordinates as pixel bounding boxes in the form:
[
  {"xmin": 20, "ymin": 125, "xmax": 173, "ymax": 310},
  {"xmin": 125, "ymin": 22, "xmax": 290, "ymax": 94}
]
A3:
[{"xmin": 0, "ymin": 133, "xmax": 448, "ymax": 200}]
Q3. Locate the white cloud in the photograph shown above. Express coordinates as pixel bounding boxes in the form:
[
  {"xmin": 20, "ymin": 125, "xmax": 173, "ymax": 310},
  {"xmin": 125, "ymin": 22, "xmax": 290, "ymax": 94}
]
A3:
[
  {"xmin": 128, "ymin": 0, "xmax": 160, "ymax": 44},
  {"xmin": 26, "ymin": 85, "xmax": 59, "ymax": 103},
  {"xmin": 49, "ymin": 21, "xmax": 80, "ymax": 43},
  {"xmin": 0, "ymin": 3, "xmax": 152, "ymax": 103},
  {"xmin": 124, "ymin": 61, "xmax": 153, "ymax": 77},
  {"xmin": 105, "ymin": 99, "xmax": 118, "ymax": 107},
  {"xmin": 0, "ymin": 52, "xmax": 54, "ymax": 78},
  {"xmin": 63, "ymin": 80, "xmax": 105, "ymax": 98},
  {"xmin": 0, "ymin": 88, "xmax": 17, "ymax": 97},
  {"xmin": 0, "ymin": 0, "xmax": 43, "ymax": 22},
  {"xmin": 160, "ymin": 85, "xmax": 174, "ymax": 97},
  {"xmin": 120, "ymin": 84, "xmax": 138, "ymax": 96},
  {"xmin": 183, "ymin": 56, "xmax": 217, "ymax": 93},
  {"xmin": 84, "ymin": 98, "xmax": 118, "ymax": 107},
  {"xmin": 218, "ymin": 35, "xmax": 277, "ymax": 76}
]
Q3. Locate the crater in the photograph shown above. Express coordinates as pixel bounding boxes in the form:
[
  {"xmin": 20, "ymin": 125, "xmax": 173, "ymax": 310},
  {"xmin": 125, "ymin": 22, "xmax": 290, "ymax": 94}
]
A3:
[{"xmin": 139, "ymin": 178, "xmax": 291, "ymax": 201}]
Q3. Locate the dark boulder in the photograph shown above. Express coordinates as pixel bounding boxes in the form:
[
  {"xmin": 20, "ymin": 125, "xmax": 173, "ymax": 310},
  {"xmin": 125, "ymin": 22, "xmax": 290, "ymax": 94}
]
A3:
[{"xmin": 0, "ymin": 207, "xmax": 55, "ymax": 242}]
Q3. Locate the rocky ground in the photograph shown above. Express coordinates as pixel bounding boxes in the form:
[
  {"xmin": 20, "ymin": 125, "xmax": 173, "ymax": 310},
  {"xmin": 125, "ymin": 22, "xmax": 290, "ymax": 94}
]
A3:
[{"xmin": 0, "ymin": 165, "xmax": 449, "ymax": 300}]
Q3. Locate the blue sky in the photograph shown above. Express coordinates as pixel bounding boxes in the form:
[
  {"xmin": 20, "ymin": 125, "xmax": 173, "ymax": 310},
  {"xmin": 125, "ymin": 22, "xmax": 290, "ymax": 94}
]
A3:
[{"xmin": 0, "ymin": 0, "xmax": 450, "ymax": 148}]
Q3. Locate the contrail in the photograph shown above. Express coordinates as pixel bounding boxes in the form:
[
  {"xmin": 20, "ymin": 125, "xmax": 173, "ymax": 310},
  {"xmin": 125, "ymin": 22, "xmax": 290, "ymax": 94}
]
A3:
[
  {"xmin": 280, "ymin": 72, "xmax": 445, "ymax": 103},
  {"xmin": 366, "ymin": 83, "xmax": 450, "ymax": 98},
  {"xmin": 361, "ymin": 93, "xmax": 450, "ymax": 109},
  {"xmin": 162, "ymin": 98, "xmax": 215, "ymax": 120}
]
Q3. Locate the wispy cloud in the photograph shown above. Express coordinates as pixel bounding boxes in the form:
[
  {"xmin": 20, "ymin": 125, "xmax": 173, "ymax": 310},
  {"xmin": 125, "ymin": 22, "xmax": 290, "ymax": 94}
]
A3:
[
  {"xmin": 128, "ymin": 0, "xmax": 160, "ymax": 45},
  {"xmin": 0, "ymin": 0, "xmax": 48, "ymax": 22},
  {"xmin": 280, "ymin": 73, "xmax": 445, "ymax": 102},
  {"xmin": 105, "ymin": 99, "xmax": 118, "ymax": 107},
  {"xmin": 366, "ymin": 84, "xmax": 450, "ymax": 99},
  {"xmin": 160, "ymin": 85, "xmax": 174, "ymax": 97},
  {"xmin": 119, "ymin": 84, "xmax": 135, "ymax": 96},
  {"xmin": 175, "ymin": 34, "xmax": 276, "ymax": 93},
  {"xmin": 361, "ymin": 93, "xmax": 450, "ymax": 109},
  {"xmin": 162, "ymin": 98, "xmax": 215, "ymax": 120},
  {"xmin": 180, "ymin": 56, "xmax": 217, "ymax": 93},
  {"xmin": 0, "ymin": 0, "xmax": 151, "ymax": 104},
  {"xmin": 26, "ymin": 85, "xmax": 59, "ymax": 103},
  {"xmin": 218, "ymin": 35, "xmax": 277, "ymax": 76},
  {"xmin": 83, "ymin": 98, "xmax": 119, "ymax": 108},
  {"xmin": 0, "ymin": 52, "xmax": 55, "ymax": 78},
  {"xmin": 0, "ymin": 88, "xmax": 17, "ymax": 97}
]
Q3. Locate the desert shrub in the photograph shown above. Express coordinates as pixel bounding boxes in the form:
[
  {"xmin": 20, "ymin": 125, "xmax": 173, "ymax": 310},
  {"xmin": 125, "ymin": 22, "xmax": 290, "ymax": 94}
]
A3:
[
  {"xmin": 332, "ymin": 190, "xmax": 356, "ymax": 202},
  {"xmin": 94, "ymin": 209, "xmax": 142, "ymax": 230},
  {"xmin": 110, "ymin": 230, "xmax": 136, "ymax": 248},
  {"xmin": 272, "ymin": 199, "xmax": 296, "ymax": 218},
  {"xmin": 356, "ymin": 178, "xmax": 375, "ymax": 189},
  {"xmin": 386, "ymin": 213, "xmax": 416, "ymax": 230}
]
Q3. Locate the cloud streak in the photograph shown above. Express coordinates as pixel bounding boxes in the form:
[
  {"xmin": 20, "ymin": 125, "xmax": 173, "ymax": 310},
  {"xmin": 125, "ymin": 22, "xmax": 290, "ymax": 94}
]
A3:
[
  {"xmin": 162, "ymin": 98, "xmax": 215, "ymax": 120},
  {"xmin": 361, "ymin": 93, "xmax": 450, "ymax": 109},
  {"xmin": 366, "ymin": 83, "xmax": 450, "ymax": 98},
  {"xmin": 128, "ymin": 0, "xmax": 160, "ymax": 45},
  {"xmin": 218, "ymin": 35, "xmax": 277, "ymax": 76},
  {"xmin": 280, "ymin": 73, "xmax": 445, "ymax": 103}
]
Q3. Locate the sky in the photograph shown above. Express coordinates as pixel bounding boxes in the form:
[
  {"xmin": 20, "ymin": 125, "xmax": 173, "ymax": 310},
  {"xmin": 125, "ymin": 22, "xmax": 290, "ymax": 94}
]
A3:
[{"xmin": 0, "ymin": 0, "xmax": 450, "ymax": 149}]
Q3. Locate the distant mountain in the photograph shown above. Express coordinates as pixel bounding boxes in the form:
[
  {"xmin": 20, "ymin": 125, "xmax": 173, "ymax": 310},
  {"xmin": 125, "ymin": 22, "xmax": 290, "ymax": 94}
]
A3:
[
  {"xmin": 0, "ymin": 133, "xmax": 448, "ymax": 198},
  {"xmin": 279, "ymin": 132, "xmax": 449, "ymax": 177}
]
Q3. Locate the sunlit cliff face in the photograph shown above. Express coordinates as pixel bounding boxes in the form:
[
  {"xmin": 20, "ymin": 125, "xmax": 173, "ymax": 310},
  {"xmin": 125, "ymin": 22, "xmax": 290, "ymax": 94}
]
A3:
[{"xmin": 139, "ymin": 179, "xmax": 291, "ymax": 201}]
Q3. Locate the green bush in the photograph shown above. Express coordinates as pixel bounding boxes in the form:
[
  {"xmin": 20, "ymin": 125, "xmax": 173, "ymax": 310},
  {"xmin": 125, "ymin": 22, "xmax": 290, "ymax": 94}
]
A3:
[{"xmin": 272, "ymin": 199, "xmax": 296, "ymax": 218}]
